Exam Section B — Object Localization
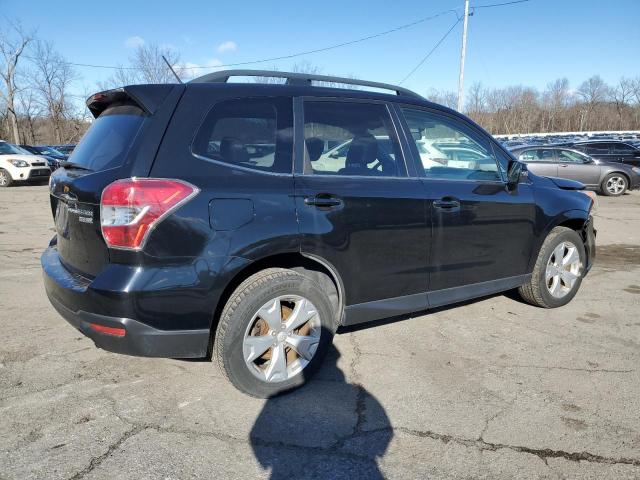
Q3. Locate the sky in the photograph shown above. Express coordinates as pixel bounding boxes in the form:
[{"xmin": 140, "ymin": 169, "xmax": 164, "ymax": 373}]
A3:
[{"xmin": 2, "ymin": 0, "xmax": 639, "ymax": 100}]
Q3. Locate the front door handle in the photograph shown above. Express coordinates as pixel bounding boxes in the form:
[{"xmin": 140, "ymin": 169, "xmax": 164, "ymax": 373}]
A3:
[
  {"xmin": 304, "ymin": 194, "xmax": 342, "ymax": 208},
  {"xmin": 559, "ymin": 164, "xmax": 569, "ymax": 168},
  {"xmin": 433, "ymin": 198, "xmax": 461, "ymax": 210}
]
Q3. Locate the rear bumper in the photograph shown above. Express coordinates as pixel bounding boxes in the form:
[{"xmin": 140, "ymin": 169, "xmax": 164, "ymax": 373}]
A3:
[{"xmin": 42, "ymin": 246, "xmax": 211, "ymax": 358}]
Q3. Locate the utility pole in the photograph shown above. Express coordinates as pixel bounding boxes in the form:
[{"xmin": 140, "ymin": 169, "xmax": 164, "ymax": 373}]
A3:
[{"xmin": 456, "ymin": 0, "xmax": 470, "ymax": 112}]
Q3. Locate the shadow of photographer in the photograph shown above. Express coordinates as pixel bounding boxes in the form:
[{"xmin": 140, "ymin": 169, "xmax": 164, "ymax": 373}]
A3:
[{"xmin": 249, "ymin": 341, "xmax": 392, "ymax": 479}]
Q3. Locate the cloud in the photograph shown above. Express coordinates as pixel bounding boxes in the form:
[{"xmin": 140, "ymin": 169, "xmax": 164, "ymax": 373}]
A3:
[
  {"xmin": 124, "ymin": 36, "xmax": 145, "ymax": 49},
  {"xmin": 176, "ymin": 58, "xmax": 223, "ymax": 79},
  {"xmin": 217, "ymin": 40, "xmax": 237, "ymax": 53}
]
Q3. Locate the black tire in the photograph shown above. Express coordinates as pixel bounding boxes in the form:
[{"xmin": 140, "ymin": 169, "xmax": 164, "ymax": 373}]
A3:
[
  {"xmin": 600, "ymin": 173, "xmax": 628, "ymax": 196},
  {"xmin": 0, "ymin": 169, "xmax": 13, "ymax": 187},
  {"xmin": 518, "ymin": 226, "xmax": 586, "ymax": 308},
  {"xmin": 214, "ymin": 268, "xmax": 337, "ymax": 398}
]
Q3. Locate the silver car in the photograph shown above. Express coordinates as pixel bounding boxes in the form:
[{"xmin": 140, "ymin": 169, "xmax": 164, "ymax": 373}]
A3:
[{"xmin": 511, "ymin": 146, "xmax": 640, "ymax": 196}]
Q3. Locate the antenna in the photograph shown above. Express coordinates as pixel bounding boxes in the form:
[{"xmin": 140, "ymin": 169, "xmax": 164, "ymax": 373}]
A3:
[{"xmin": 162, "ymin": 55, "xmax": 183, "ymax": 84}]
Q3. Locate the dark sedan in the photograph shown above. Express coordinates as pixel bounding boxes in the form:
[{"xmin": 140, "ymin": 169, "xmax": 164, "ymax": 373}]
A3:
[
  {"xmin": 20, "ymin": 145, "xmax": 68, "ymax": 170},
  {"xmin": 511, "ymin": 146, "xmax": 640, "ymax": 196}
]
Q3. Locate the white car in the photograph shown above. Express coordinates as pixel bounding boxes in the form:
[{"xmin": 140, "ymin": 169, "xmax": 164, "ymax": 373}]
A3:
[{"xmin": 0, "ymin": 141, "xmax": 51, "ymax": 187}]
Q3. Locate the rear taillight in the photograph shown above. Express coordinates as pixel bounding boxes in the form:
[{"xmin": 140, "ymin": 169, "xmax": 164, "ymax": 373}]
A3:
[{"xmin": 100, "ymin": 178, "xmax": 199, "ymax": 250}]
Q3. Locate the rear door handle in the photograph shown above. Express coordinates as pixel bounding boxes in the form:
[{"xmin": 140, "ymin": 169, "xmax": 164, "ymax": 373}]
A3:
[
  {"xmin": 304, "ymin": 194, "xmax": 342, "ymax": 208},
  {"xmin": 433, "ymin": 198, "xmax": 461, "ymax": 211}
]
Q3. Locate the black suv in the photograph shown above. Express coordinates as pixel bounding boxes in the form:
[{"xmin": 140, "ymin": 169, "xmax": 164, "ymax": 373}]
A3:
[{"xmin": 42, "ymin": 70, "xmax": 596, "ymax": 397}]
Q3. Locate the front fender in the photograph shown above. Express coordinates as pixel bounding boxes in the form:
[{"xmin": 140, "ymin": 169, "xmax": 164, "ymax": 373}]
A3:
[{"xmin": 527, "ymin": 208, "xmax": 591, "ymax": 272}]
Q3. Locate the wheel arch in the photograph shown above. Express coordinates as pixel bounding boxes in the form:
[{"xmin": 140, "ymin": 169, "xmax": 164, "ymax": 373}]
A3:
[
  {"xmin": 208, "ymin": 252, "xmax": 345, "ymax": 355},
  {"xmin": 602, "ymin": 170, "xmax": 630, "ymax": 188},
  {"xmin": 528, "ymin": 209, "xmax": 590, "ymax": 273}
]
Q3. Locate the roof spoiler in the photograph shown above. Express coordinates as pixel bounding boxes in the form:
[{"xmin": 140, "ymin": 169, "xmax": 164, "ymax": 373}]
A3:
[{"xmin": 86, "ymin": 84, "xmax": 177, "ymax": 118}]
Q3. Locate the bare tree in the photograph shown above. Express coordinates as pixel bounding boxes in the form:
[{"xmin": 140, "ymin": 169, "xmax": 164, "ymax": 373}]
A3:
[
  {"xmin": 576, "ymin": 75, "xmax": 611, "ymax": 130},
  {"xmin": 426, "ymin": 89, "xmax": 457, "ymax": 109},
  {"xmin": 132, "ymin": 43, "xmax": 180, "ymax": 84},
  {"xmin": 0, "ymin": 20, "xmax": 32, "ymax": 143},
  {"xmin": 31, "ymin": 40, "xmax": 77, "ymax": 143},
  {"xmin": 612, "ymin": 78, "xmax": 633, "ymax": 130},
  {"xmin": 99, "ymin": 43, "xmax": 180, "ymax": 90}
]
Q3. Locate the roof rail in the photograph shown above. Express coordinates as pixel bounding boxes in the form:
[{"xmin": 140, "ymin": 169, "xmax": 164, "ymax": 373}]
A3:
[{"xmin": 190, "ymin": 69, "xmax": 423, "ymax": 99}]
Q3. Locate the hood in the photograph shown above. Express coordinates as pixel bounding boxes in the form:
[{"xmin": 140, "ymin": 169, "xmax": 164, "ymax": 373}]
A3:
[
  {"xmin": 0, "ymin": 154, "xmax": 48, "ymax": 165},
  {"xmin": 546, "ymin": 176, "xmax": 585, "ymax": 190}
]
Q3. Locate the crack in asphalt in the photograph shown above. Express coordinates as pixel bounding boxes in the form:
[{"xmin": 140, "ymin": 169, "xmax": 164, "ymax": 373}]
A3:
[
  {"xmin": 67, "ymin": 424, "xmax": 145, "ymax": 480},
  {"xmin": 500, "ymin": 364, "xmax": 635, "ymax": 373},
  {"xmin": 396, "ymin": 427, "xmax": 640, "ymax": 467},
  {"xmin": 63, "ymin": 330, "xmax": 640, "ymax": 476}
]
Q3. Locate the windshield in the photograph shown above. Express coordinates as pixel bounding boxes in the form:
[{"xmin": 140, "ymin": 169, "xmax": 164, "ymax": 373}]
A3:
[
  {"xmin": 0, "ymin": 142, "xmax": 28, "ymax": 155},
  {"xmin": 35, "ymin": 146, "xmax": 64, "ymax": 156},
  {"xmin": 67, "ymin": 105, "xmax": 146, "ymax": 171}
]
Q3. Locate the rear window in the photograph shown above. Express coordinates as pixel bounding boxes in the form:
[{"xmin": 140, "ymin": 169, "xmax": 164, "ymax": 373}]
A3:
[
  {"xmin": 192, "ymin": 97, "xmax": 293, "ymax": 174},
  {"xmin": 68, "ymin": 105, "xmax": 145, "ymax": 171}
]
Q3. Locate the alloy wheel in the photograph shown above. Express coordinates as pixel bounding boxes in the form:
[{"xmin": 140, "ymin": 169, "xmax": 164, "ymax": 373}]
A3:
[
  {"xmin": 545, "ymin": 241, "xmax": 581, "ymax": 298},
  {"xmin": 606, "ymin": 176, "xmax": 626, "ymax": 195},
  {"xmin": 0, "ymin": 171, "xmax": 8, "ymax": 186},
  {"xmin": 243, "ymin": 295, "xmax": 321, "ymax": 383}
]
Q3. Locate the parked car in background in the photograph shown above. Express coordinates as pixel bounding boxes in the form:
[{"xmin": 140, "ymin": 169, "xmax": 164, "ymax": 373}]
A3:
[
  {"xmin": 560, "ymin": 141, "xmax": 640, "ymax": 167},
  {"xmin": 20, "ymin": 145, "xmax": 68, "ymax": 170},
  {"xmin": 49, "ymin": 144, "xmax": 76, "ymax": 155},
  {"xmin": 42, "ymin": 70, "xmax": 596, "ymax": 397},
  {"xmin": 0, "ymin": 141, "xmax": 51, "ymax": 187},
  {"xmin": 511, "ymin": 146, "xmax": 640, "ymax": 196}
]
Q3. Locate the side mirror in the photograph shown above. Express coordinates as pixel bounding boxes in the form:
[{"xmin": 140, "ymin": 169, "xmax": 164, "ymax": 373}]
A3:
[{"xmin": 506, "ymin": 160, "xmax": 523, "ymax": 189}]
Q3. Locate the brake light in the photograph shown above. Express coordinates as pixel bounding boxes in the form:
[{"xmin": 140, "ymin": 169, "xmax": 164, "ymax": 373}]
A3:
[{"xmin": 100, "ymin": 178, "xmax": 199, "ymax": 250}]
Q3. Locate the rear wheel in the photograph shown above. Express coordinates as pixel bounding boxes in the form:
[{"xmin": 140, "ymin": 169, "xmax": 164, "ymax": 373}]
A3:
[
  {"xmin": 214, "ymin": 268, "xmax": 337, "ymax": 397},
  {"xmin": 0, "ymin": 169, "xmax": 13, "ymax": 187},
  {"xmin": 519, "ymin": 227, "xmax": 586, "ymax": 308},
  {"xmin": 601, "ymin": 173, "xmax": 627, "ymax": 196}
]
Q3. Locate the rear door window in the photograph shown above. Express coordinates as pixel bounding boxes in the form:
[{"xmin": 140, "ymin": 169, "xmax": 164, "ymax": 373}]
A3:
[
  {"xmin": 192, "ymin": 97, "xmax": 293, "ymax": 174},
  {"xmin": 612, "ymin": 144, "xmax": 635, "ymax": 154},
  {"xmin": 68, "ymin": 105, "xmax": 146, "ymax": 171},
  {"xmin": 302, "ymin": 101, "xmax": 404, "ymax": 177}
]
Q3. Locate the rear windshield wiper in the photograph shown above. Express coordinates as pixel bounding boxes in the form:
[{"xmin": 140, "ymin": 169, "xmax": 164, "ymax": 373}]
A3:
[{"xmin": 59, "ymin": 161, "xmax": 93, "ymax": 171}]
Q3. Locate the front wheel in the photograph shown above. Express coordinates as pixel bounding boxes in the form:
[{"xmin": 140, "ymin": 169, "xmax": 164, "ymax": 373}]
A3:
[
  {"xmin": 214, "ymin": 268, "xmax": 337, "ymax": 397},
  {"xmin": 601, "ymin": 173, "xmax": 628, "ymax": 196},
  {"xmin": 0, "ymin": 169, "xmax": 13, "ymax": 187},
  {"xmin": 519, "ymin": 226, "xmax": 586, "ymax": 308}
]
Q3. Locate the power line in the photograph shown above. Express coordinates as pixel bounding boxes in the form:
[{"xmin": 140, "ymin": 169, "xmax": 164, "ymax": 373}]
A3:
[
  {"xmin": 23, "ymin": 8, "xmax": 460, "ymax": 72},
  {"xmin": 398, "ymin": 17, "xmax": 462, "ymax": 85},
  {"xmin": 472, "ymin": 0, "xmax": 530, "ymax": 9},
  {"xmin": 399, "ymin": 0, "xmax": 532, "ymax": 87}
]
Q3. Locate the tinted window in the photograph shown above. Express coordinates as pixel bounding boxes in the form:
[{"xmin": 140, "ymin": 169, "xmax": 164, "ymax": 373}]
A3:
[
  {"xmin": 401, "ymin": 107, "xmax": 501, "ymax": 181},
  {"xmin": 303, "ymin": 101, "xmax": 403, "ymax": 177},
  {"xmin": 584, "ymin": 143, "xmax": 610, "ymax": 155},
  {"xmin": 518, "ymin": 149, "xmax": 556, "ymax": 162},
  {"xmin": 68, "ymin": 105, "xmax": 145, "ymax": 171},
  {"xmin": 612, "ymin": 143, "xmax": 635, "ymax": 154},
  {"xmin": 193, "ymin": 98, "xmax": 293, "ymax": 174}
]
